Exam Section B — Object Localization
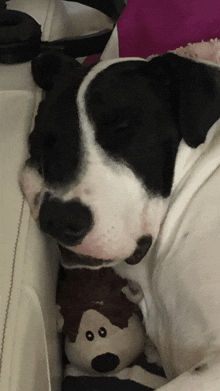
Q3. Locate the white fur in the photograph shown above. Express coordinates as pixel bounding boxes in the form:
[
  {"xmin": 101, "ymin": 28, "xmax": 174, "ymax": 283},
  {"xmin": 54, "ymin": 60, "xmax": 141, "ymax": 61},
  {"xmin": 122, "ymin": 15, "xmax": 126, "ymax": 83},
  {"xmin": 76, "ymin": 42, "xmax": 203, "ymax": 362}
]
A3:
[{"xmin": 115, "ymin": 117, "xmax": 220, "ymax": 388}]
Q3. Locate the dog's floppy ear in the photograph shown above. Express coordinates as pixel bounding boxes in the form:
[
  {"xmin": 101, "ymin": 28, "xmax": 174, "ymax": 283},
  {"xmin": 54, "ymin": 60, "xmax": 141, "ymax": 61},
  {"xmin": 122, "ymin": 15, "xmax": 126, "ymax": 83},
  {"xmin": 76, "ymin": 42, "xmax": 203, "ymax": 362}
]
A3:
[
  {"xmin": 177, "ymin": 54, "xmax": 220, "ymax": 148},
  {"xmin": 150, "ymin": 53, "xmax": 220, "ymax": 148},
  {"xmin": 31, "ymin": 52, "xmax": 82, "ymax": 90}
]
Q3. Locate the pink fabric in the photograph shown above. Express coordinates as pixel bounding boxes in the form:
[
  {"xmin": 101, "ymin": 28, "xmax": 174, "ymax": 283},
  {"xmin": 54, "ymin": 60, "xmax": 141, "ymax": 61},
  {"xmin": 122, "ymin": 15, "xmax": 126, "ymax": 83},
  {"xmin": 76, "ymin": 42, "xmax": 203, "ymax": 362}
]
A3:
[
  {"xmin": 83, "ymin": 53, "xmax": 101, "ymax": 65},
  {"xmin": 118, "ymin": 0, "xmax": 220, "ymax": 58},
  {"xmin": 176, "ymin": 38, "xmax": 220, "ymax": 64}
]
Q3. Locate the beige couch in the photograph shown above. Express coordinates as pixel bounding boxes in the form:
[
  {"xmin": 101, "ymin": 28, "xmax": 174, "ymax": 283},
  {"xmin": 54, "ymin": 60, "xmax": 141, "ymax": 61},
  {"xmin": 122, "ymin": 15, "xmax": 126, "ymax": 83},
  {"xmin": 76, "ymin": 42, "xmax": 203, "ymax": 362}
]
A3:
[{"xmin": 0, "ymin": 1, "xmax": 114, "ymax": 389}]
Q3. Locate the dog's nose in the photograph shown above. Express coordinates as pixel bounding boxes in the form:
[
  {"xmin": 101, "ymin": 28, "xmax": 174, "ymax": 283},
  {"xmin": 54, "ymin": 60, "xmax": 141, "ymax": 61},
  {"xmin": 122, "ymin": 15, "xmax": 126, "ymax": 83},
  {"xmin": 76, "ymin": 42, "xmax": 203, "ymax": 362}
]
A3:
[
  {"xmin": 91, "ymin": 353, "xmax": 120, "ymax": 373},
  {"xmin": 39, "ymin": 194, "xmax": 93, "ymax": 245}
]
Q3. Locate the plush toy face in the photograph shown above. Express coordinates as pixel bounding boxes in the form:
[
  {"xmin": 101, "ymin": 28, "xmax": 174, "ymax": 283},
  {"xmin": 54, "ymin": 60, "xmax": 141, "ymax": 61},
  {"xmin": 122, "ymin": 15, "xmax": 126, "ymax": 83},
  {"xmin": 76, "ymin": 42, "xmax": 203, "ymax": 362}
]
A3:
[{"xmin": 65, "ymin": 309, "xmax": 145, "ymax": 375}]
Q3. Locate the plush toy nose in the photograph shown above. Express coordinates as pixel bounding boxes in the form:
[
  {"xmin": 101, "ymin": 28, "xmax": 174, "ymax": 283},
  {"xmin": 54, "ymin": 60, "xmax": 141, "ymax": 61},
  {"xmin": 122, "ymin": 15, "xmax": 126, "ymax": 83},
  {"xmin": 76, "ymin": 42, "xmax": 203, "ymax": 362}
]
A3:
[
  {"xmin": 91, "ymin": 353, "xmax": 120, "ymax": 373},
  {"xmin": 39, "ymin": 194, "xmax": 93, "ymax": 245}
]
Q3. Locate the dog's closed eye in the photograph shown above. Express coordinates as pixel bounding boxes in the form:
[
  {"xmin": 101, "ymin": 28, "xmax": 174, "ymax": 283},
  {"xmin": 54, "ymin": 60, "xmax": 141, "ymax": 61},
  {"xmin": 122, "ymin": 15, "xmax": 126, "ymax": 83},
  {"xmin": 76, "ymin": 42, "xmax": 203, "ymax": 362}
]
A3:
[
  {"xmin": 98, "ymin": 118, "xmax": 135, "ymax": 151},
  {"xmin": 112, "ymin": 120, "xmax": 130, "ymax": 133}
]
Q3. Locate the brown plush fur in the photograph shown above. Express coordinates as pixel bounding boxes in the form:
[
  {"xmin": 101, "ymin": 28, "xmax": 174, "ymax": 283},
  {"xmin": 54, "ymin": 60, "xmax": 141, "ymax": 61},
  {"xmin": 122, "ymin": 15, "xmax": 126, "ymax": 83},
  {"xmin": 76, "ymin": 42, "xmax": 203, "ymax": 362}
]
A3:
[{"xmin": 57, "ymin": 268, "xmax": 137, "ymax": 342}]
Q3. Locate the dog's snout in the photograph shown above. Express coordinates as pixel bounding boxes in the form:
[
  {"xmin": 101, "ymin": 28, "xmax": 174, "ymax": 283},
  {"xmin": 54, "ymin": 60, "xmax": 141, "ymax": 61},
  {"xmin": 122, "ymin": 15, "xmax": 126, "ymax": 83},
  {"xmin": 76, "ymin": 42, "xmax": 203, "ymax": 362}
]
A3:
[
  {"xmin": 91, "ymin": 353, "xmax": 120, "ymax": 373},
  {"xmin": 39, "ymin": 195, "xmax": 93, "ymax": 245}
]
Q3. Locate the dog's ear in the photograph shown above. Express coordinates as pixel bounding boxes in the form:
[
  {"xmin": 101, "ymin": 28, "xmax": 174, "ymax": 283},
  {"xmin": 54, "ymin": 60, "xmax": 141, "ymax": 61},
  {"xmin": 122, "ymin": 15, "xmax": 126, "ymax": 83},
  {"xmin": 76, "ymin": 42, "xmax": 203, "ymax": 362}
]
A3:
[
  {"xmin": 177, "ymin": 54, "xmax": 220, "ymax": 148},
  {"xmin": 31, "ymin": 52, "xmax": 82, "ymax": 90},
  {"xmin": 150, "ymin": 53, "xmax": 220, "ymax": 148}
]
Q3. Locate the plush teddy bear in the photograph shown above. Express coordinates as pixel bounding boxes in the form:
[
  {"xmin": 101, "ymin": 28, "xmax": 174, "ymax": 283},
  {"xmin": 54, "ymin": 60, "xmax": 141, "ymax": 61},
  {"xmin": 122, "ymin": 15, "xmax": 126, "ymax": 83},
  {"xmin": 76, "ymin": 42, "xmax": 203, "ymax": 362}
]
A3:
[{"xmin": 56, "ymin": 267, "xmax": 168, "ymax": 391}]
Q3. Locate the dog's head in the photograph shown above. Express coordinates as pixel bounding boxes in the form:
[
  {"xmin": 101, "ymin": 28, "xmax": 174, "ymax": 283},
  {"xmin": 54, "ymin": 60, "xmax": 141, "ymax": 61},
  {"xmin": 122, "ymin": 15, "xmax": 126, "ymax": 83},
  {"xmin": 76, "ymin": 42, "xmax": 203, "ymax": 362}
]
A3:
[{"xmin": 20, "ymin": 52, "xmax": 220, "ymax": 268}]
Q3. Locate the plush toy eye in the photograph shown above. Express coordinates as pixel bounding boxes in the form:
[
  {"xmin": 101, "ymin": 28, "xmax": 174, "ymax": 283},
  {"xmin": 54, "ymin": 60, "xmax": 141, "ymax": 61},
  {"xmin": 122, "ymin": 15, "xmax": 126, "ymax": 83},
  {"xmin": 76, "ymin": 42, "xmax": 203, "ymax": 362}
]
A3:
[
  {"xmin": 86, "ymin": 331, "xmax": 94, "ymax": 341},
  {"xmin": 98, "ymin": 327, "xmax": 107, "ymax": 338}
]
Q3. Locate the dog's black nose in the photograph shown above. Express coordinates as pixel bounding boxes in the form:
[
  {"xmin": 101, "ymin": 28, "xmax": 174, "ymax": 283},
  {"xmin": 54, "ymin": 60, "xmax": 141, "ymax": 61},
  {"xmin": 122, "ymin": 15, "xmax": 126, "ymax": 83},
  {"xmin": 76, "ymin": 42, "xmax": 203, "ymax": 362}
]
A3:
[
  {"xmin": 91, "ymin": 353, "xmax": 120, "ymax": 373},
  {"xmin": 39, "ymin": 194, "xmax": 93, "ymax": 245}
]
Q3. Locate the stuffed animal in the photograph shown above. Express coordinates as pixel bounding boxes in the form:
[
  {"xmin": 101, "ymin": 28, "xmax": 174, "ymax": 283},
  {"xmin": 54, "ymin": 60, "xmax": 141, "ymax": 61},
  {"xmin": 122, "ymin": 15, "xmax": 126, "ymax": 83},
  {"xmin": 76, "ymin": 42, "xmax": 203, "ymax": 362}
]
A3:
[{"xmin": 57, "ymin": 267, "xmax": 168, "ymax": 391}]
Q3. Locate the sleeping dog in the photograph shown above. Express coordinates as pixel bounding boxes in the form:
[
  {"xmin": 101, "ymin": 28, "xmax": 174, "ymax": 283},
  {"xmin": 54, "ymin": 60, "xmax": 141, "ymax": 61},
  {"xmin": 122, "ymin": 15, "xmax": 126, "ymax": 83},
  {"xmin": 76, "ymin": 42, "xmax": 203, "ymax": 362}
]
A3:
[{"xmin": 20, "ymin": 52, "xmax": 220, "ymax": 389}]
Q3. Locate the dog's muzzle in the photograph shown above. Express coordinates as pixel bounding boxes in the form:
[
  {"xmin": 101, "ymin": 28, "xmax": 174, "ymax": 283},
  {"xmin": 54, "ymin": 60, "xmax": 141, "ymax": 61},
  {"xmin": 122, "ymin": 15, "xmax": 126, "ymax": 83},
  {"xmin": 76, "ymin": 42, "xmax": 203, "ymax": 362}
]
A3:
[{"xmin": 39, "ymin": 193, "xmax": 152, "ymax": 267}]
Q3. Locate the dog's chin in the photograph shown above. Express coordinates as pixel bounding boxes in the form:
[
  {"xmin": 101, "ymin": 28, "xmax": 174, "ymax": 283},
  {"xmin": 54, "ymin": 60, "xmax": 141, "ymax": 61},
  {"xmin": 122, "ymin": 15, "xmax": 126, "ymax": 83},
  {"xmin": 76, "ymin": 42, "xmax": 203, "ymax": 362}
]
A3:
[
  {"xmin": 59, "ymin": 235, "xmax": 152, "ymax": 269},
  {"xmin": 59, "ymin": 247, "xmax": 115, "ymax": 269}
]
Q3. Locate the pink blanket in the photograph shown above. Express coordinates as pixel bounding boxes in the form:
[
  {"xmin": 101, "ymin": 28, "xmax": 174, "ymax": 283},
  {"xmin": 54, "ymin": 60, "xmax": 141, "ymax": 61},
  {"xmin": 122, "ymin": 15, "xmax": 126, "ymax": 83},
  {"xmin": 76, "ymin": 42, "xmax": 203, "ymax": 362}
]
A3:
[{"xmin": 118, "ymin": 0, "xmax": 220, "ymax": 58}]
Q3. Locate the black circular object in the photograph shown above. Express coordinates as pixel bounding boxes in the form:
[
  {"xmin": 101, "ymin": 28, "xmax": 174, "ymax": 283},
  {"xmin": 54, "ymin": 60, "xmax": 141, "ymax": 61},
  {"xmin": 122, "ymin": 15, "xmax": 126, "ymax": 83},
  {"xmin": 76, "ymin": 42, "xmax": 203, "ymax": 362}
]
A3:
[
  {"xmin": 0, "ymin": 9, "xmax": 41, "ymax": 63},
  {"xmin": 91, "ymin": 353, "xmax": 120, "ymax": 373},
  {"xmin": 86, "ymin": 331, "xmax": 94, "ymax": 341},
  {"xmin": 98, "ymin": 327, "xmax": 107, "ymax": 338},
  {"xmin": 39, "ymin": 196, "xmax": 94, "ymax": 246}
]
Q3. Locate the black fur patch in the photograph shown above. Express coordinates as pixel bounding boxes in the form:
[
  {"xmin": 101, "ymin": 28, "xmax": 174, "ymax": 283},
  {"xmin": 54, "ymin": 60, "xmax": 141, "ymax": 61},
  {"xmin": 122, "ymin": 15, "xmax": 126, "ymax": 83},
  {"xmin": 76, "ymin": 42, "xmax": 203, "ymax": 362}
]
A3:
[
  {"xmin": 85, "ymin": 55, "xmax": 220, "ymax": 196},
  {"xmin": 29, "ymin": 87, "xmax": 81, "ymax": 185},
  {"xmin": 86, "ymin": 60, "xmax": 180, "ymax": 197},
  {"xmin": 29, "ymin": 54, "xmax": 92, "ymax": 186}
]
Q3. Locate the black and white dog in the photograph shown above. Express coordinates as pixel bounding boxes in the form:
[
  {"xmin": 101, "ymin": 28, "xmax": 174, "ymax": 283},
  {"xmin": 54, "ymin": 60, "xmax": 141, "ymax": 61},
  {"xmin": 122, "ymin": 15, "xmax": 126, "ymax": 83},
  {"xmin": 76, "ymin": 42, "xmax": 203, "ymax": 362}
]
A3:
[{"xmin": 20, "ymin": 51, "xmax": 220, "ymax": 389}]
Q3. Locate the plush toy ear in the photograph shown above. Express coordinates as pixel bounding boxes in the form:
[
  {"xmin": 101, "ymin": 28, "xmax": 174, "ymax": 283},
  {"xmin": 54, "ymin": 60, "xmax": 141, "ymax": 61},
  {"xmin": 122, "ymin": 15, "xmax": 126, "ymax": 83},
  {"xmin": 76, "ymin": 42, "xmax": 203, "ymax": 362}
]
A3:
[
  {"xmin": 177, "ymin": 54, "xmax": 220, "ymax": 148},
  {"xmin": 122, "ymin": 280, "xmax": 143, "ymax": 304},
  {"xmin": 149, "ymin": 52, "xmax": 220, "ymax": 148},
  {"xmin": 31, "ymin": 52, "xmax": 81, "ymax": 90},
  {"xmin": 56, "ymin": 304, "xmax": 64, "ymax": 332}
]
